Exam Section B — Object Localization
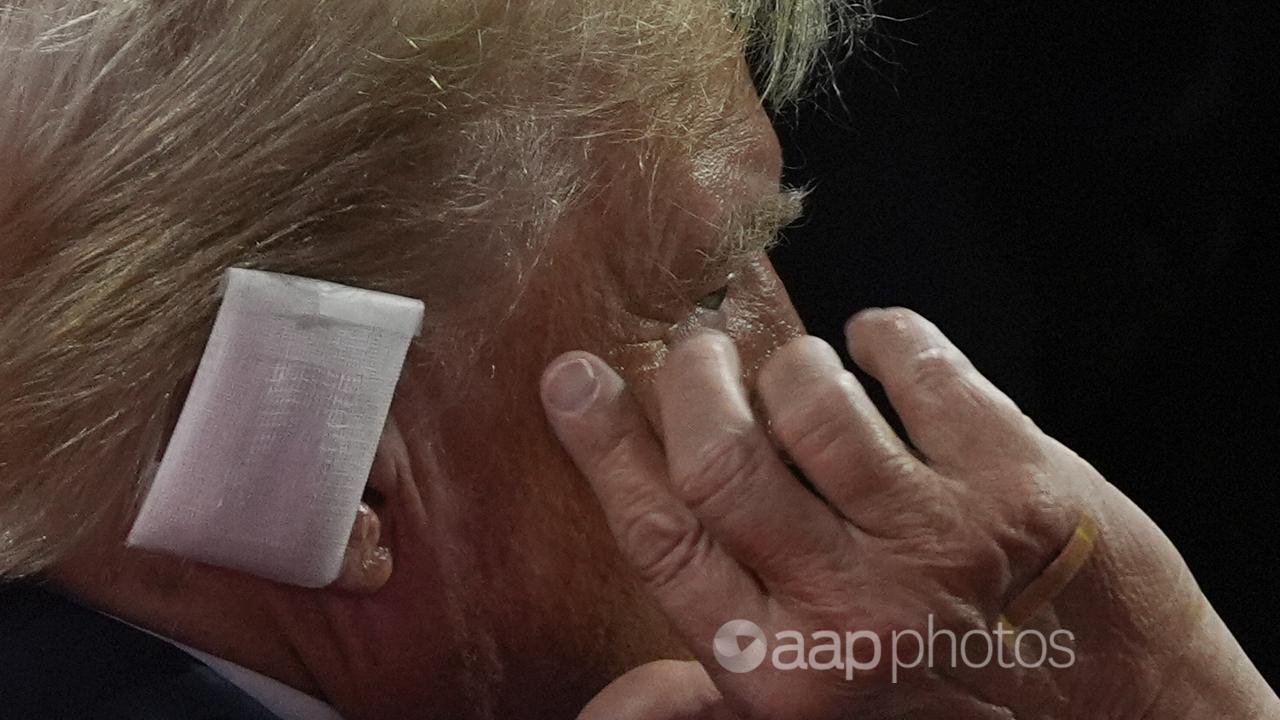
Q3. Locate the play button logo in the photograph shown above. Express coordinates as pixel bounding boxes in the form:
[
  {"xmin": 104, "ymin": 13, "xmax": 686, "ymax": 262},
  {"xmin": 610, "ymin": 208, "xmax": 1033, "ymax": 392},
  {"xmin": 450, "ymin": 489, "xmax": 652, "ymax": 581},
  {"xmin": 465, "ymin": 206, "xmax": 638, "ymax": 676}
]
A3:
[{"xmin": 713, "ymin": 619, "xmax": 768, "ymax": 673}]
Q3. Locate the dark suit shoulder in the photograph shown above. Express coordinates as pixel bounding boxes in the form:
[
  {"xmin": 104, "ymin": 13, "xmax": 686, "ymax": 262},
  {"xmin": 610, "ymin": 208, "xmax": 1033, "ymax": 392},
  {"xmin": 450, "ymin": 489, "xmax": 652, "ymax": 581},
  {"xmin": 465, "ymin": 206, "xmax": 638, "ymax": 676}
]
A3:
[{"xmin": 0, "ymin": 582, "xmax": 282, "ymax": 720}]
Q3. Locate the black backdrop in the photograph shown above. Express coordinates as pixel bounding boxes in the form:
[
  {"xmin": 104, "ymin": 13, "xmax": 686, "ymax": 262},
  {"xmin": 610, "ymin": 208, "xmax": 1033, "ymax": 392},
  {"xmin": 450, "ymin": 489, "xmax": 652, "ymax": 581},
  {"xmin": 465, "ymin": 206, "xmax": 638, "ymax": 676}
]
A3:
[{"xmin": 770, "ymin": 0, "xmax": 1278, "ymax": 679}]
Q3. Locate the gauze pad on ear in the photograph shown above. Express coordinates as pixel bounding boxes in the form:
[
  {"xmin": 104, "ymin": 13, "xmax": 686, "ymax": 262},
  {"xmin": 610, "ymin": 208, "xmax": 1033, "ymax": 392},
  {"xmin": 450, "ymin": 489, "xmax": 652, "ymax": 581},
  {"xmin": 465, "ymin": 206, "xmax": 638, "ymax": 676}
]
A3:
[{"xmin": 127, "ymin": 268, "xmax": 424, "ymax": 587}]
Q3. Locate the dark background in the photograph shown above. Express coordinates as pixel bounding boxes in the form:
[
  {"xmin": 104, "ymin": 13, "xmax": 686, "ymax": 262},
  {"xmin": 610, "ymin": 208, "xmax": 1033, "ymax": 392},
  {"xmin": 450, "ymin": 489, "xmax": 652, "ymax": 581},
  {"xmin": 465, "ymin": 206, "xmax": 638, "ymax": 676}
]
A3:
[{"xmin": 770, "ymin": 0, "xmax": 1278, "ymax": 680}]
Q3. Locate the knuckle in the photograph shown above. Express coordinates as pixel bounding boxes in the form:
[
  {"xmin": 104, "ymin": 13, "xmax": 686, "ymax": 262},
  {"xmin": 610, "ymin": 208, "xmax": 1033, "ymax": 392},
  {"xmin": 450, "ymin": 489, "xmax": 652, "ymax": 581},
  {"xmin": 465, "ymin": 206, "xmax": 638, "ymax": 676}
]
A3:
[
  {"xmin": 619, "ymin": 509, "xmax": 707, "ymax": 591},
  {"xmin": 663, "ymin": 332, "xmax": 732, "ymax": 378},
  {"xmin": 906, "ymin": 347, "xmax": 1026, "ymax": 418},
  {"xmin": 772, "ymin": 387, "xmax": 852, "ymax": 468},
  {"xmin": 903, "ymin": 349, "xmax": 1012, "ymax": 425},
  {"xmin": 906, "ymin": 346, "xmax": 969, "ymax": 397},
  {"xmin": 585, "ymin": 416, "xmax": 647, "ymax": 476},
  {"xmin": 868, "ymin": 448, "xmax": 920, "ymax": 485},
  {"xmin": 759, "ymin": 335, "xmax": 833, "ymax": 388},
  {"xmin": 675, "ymin": 428, "xmax": 770, "ymax": 515},
  {"xmin": 936, "ymin": 518, "xmax": 1014, "ymax": 602}
]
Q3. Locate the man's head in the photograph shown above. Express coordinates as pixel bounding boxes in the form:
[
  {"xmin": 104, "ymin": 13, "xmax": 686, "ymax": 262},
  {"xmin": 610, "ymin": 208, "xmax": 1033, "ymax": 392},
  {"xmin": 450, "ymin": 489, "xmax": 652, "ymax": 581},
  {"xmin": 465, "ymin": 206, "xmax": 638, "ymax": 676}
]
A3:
[{"xmin": 0, "ymin": 1, "xmax": 858, "ymax": 717}]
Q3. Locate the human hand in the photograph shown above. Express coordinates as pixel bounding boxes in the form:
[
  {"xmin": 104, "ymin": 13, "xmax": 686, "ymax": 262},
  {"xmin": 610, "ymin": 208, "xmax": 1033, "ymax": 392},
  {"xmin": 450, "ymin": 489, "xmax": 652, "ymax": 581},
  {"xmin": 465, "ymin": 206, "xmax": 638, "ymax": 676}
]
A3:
[{"xmin": 542, "ymin": 308, "xmax": 1275, "ymax": 720}]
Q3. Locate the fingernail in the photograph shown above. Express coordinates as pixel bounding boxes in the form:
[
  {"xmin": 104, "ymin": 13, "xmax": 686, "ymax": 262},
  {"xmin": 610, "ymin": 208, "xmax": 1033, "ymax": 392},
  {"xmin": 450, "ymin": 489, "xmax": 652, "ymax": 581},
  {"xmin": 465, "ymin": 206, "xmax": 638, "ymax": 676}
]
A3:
[{"xmin": 545, "ymin": 358, "xmax": 599, "ymax": 414}]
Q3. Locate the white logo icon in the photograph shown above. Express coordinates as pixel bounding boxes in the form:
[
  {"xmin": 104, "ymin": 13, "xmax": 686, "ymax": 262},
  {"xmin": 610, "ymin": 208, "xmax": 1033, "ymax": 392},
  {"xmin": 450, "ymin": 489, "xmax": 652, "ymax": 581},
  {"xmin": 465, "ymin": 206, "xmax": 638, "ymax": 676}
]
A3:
[{"xmin": 713, "ymin": 619, "xmax": 768, "ymax": 673}]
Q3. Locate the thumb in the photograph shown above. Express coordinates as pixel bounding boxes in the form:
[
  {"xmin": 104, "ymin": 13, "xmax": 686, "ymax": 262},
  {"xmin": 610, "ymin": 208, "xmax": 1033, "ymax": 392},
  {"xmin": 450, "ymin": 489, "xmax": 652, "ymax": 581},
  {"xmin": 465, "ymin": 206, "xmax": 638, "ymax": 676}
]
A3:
[{"xmin": 577, "ymin": 660, "xmax": 739, "ymax": 720}]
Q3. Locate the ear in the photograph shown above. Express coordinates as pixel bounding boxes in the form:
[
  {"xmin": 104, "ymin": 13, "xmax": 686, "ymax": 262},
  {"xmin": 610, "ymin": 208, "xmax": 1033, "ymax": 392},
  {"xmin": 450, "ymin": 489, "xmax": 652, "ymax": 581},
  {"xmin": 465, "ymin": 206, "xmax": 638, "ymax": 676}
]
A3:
[
  {"xmin": 330, "ymin": 501, "xmax": 393, "ymax": 593},
  {"xmin": 328, "ymin": 417, "xmax": 406, "ymax": 594}
]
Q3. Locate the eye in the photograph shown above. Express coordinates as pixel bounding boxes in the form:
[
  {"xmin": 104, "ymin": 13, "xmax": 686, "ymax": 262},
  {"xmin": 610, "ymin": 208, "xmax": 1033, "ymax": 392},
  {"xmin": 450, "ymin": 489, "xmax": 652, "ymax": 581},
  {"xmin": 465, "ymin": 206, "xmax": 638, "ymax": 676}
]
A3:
[{"xmin": 695, "ymin": 273, "xmax": 734, "ymax": 311}]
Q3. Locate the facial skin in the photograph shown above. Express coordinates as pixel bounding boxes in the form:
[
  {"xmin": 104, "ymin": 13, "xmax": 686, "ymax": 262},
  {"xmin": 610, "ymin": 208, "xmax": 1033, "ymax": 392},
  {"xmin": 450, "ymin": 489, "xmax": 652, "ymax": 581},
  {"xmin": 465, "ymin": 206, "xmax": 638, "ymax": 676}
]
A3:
[
  {"xmin": 357, "ymin": 59, "xmax": 811, "ymax": 717},
  {"xmin": 316, "ymin": 59, "xmax": 807, "ymax": 719},
  {"xmin": 41, "ymin": 11, "xmax": 1280, "ymax": 720},
  {"xmin": 51, "ymin": 52, "xmax": 803, "ymax": 720}
]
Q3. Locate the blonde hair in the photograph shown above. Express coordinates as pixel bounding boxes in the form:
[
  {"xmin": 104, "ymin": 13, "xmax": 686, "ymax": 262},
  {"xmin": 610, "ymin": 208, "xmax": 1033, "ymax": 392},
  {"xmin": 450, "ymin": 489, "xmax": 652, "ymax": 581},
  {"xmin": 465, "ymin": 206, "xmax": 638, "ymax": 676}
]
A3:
[{"xmin": 0, "ymin": 0, "xmax": 861, "ymax": 578}]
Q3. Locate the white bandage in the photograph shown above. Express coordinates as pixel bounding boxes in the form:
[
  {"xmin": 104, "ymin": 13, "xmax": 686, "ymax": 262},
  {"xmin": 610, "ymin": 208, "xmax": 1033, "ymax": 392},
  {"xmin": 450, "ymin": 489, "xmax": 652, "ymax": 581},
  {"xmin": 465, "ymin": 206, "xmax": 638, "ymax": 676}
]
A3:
[{"xmin": 127, "ymin": 268, "xmax": 424, "ymax": 587}]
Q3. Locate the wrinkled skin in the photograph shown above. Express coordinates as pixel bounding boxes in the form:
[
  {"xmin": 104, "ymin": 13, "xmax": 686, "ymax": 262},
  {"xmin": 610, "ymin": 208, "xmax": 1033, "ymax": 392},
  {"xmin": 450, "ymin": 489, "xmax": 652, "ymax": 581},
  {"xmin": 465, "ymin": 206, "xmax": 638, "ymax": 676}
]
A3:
[
  {"xmin": 549, "ymin": 311, "xmax": 1280, "ymax": 719},
  {"xmin": 48, "ymin": 18, "xmax": 1276, "ymax": 720},
  {"xmin": 52, "ymin": 52, "xmax": 806, "ymax": 720}
]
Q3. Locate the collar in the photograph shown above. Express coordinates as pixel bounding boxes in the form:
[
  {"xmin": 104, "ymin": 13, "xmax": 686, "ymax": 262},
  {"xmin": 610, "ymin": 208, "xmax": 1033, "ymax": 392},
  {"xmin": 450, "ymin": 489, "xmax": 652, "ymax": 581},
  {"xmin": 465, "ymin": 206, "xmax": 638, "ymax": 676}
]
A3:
[
  {"xmin": 171, "ymin": 640, "xmax": 347, "ymax": 720},
  {"xmin": 102, "ymin": 611, "xmax": 347, "ymax": 720}
]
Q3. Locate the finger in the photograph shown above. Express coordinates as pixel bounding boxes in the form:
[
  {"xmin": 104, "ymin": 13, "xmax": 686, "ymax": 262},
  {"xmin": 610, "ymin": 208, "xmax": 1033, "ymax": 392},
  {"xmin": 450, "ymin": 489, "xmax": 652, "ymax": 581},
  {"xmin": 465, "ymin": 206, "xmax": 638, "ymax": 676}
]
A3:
[
  {"xmin": 756, "ymin": 336, "xmax": 934, "ymax": 534},
  {"xmin": 656, "ymin": 332, "xmax": 854, "ymax": 588},
  {"xmin": 577, "ymin": 660, "xmax": 738, "ymax": 720},
  {"xmin": 845, "ymin": 308, "xmax": 1039, "ymax": 468},
  {"xmin": 541, "ymin": 352, "xmax": 766, "ymax": 640}
]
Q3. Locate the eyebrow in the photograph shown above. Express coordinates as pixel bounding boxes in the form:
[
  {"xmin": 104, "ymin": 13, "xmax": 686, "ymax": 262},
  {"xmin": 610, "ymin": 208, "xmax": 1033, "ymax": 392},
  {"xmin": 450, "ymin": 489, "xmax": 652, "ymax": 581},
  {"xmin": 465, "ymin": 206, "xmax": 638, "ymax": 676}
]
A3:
[
  {"xmin": 639, "ymin": 186, "xmax": 808, "ymax": 306},
  {"xmin": 695, "ymin": 186, "xmax": 807, "ymax": 274}
]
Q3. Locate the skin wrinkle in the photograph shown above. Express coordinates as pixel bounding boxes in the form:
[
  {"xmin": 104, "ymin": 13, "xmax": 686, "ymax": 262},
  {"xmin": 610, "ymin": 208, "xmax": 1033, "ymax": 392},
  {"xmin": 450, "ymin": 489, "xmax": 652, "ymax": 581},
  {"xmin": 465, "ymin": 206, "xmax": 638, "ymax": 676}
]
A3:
[
  {"xmin": 634, "ymin": 187, "xmax": 805, "ymax": 325},
  {"xmin": 568, "ymin": 281, "xmax": 1270, "ymax": 718},
  {"xmin": 404, "ymin": 430, "xmax": 505, "ymax": 719},
  {"xmin": 604, "ymin": 107, "xmax": 800, "ymax": 339},
  {"xmin": 5, "ymin": 0, "xmax": 844, "ymax": 499},
  {"xmin": 2, "ymin": 1, "xmax": 864, "ymax": 717}
]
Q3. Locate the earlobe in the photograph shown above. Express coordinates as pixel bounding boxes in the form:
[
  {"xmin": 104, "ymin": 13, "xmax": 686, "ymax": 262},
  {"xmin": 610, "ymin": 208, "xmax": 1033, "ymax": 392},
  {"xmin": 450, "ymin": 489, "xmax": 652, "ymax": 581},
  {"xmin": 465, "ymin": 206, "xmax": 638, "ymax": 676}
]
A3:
[
  {"xmin": 330, "ymin": 414, "xmax": 412, "ymax": 594},
  {"xmin": 331, "ymin": 502, "xmax": 394, "ymax": 594}
]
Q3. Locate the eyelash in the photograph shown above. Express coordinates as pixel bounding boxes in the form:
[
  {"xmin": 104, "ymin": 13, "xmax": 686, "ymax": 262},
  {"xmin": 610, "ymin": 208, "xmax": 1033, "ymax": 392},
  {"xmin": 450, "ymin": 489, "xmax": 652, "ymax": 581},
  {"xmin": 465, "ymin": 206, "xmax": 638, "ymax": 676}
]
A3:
[{"xmin": 694, "ymin": 272, "xmax": 734, "ymax": 312}]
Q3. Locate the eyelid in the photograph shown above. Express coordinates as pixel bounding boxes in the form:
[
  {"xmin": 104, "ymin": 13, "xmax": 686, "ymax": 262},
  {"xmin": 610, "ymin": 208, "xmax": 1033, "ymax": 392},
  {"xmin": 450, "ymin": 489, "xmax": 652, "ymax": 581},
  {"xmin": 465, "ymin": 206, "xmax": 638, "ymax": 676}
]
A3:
[
  {"xmin": 627, "ymin": 223, "xmax": 779, "ymax": 334},
  {"xmin": 695, "ymin": 272, "xmax": 734, "ymax": 311},
  {"xmin": 623, "ymin": 302, "xmax": 679, "ymax": 342},
  {"xmin": 632, "ymin": 259, "xmax": 736, "ymax": 321},
  {"xmin": 623, "ymin": 271, "xmax": 735, "ymax": 343},
  {"xmin": 674, "ymin": 302, "xmax": 730, "ymax": 335}
]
